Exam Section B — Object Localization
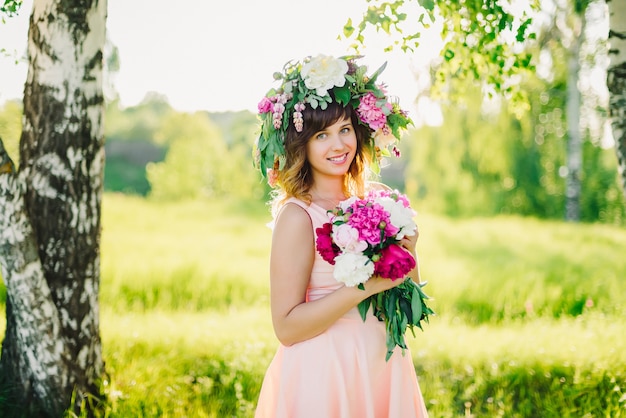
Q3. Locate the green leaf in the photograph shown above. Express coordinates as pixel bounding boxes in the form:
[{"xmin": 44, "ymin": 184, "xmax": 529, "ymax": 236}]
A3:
[
  {"xmin": 386, "ymin": 290, "xmax": 397, "ymax": 318},
  {"xmin": 343, "ymin": 18, "xmax": 355, "ymax": 38},
  {"xmin": 400, "ymin": 312, "xmax": 408, "ymax": 331},
  {"xmin": 334, "ymin": 86, "xmax": 351, "ymax": 105},
  {"xmin": 380, "ymin": 19, "xmax": 391, "ymax": 34},
  {"xmin": 417, "ymin": 0, "xmax": 435, "ymax": 11},
  {"xmin": 358, "ymin": 297, "xmax": 371, "ymax": 322},
  {"xmin": 368, "ymin": 61, "xmax": 388, "ymax": 84},
  {"xmin": 411, "ymin": 285, "xmax": 422, "ymax": 324},
  {"xmin": 376, "ymin": 292, "xmax": 384, "ymax": 313}
]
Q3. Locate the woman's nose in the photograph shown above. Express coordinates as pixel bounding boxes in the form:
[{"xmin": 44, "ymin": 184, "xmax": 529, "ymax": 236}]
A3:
[{"xmin": 330, "ymin": 134, "xmax": 345, "ymax": 150}]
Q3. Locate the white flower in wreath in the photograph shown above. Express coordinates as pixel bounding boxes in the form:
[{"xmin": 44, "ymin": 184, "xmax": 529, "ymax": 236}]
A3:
[
  {"xmin": 374, "ymin": 128, "xmax": 397, "ymax": 150},
  {"xmin": 301, "ymin": 55, "xmax": 348, "ymax": 97}
]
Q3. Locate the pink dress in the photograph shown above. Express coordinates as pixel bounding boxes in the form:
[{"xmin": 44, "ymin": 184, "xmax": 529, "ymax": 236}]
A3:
[{"xmin": 255, "ymin": 198, "xmax": 428, "ymax": 418}]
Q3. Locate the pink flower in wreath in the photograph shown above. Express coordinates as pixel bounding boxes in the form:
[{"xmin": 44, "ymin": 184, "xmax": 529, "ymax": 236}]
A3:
[
  {"xmin": 266, "ymin": 168, "xmax": 278, "ymax": 187},
  {"xmin": 258, "ymin": 97, "xmax": 273, "ymax": 114},
  {"xmin": 357, "ymin": 92, "xmax": 390, "ymax": 131}
]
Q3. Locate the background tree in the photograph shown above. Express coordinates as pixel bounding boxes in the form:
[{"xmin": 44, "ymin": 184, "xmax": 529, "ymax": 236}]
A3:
[
  {"xmin": 146, "ymin": 110, "xmax": 266, "ymax": 201},
  {"xmin": 147, "ymin": 112, "xmax": 228, "ymax": 200},
  {"xmin": 607, "ymin": 0, "xmax": 626, "ymax": 199},
  {"xmin": 345, "ymin": 0, "xmax": 626, "ymax": 216},
  {"xmin": 528, "ymin": 0, "xmax": 606, "ymax": 221},
  {"xmin": 0, "ymin": 0, "xmax": 20, "ymax": 21},
  {"xmin": 104, "ymin": 94, "xmax": 172, "ymax": 195},
  {"xmin": 402, "ymin": 74, "xmax": 624, "ymax": 222},
  {"xmin": 0, "ymin": 0, "xmax": 107, "ymax": 416}
]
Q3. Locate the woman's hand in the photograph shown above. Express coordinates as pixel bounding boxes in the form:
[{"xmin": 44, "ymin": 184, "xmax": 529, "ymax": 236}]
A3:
[
  {"xmin": 399, "ymin": 227, "xmax": 419, "ymax": 256},
  {"xmin": 362, "ymin": 275, "xmax": 408, "ymax": 297}
]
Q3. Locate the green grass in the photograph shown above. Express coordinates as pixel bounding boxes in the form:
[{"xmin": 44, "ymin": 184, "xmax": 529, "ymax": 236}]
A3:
[
  {"xmin": 94, "ymin": 310, "xmax": 625, "ymax": 417},
  {"xmin": 98, "ymin": 194, "xmax": 626, "ymax": 322},
  {"xmin": 1, "ymin": 193, "xmax": 626, "ymax": 416},
  {"xmin": 99, "ymin": 194, "xmax": 272, "ymax": 311}
]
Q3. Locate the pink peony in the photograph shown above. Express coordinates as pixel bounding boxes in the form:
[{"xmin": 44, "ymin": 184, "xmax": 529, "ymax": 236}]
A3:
[
  {"xmin": 357, "ymin": 92, "xmax": 390, "ymax": 131},
  {"xmin": 332, "ymin": 223, "xmax": 368, "ymax": 253},
  {"xmin": 373, "ymin": 244, "xmax": 415, "ymax": 280},
  {"xmin": 315, "ymin": 223, "xmax": 340, "ymax": 264},
  {"xmin": 258, "ymin": 97, "xmax": 273, "ymax": 114},
  {"xmin": 369, "ymin": 189, "xmax": 411, "ymax": 208},
  {"xmin": 347, "ymin": 200, "xmax": 399, "ymax": 245}
]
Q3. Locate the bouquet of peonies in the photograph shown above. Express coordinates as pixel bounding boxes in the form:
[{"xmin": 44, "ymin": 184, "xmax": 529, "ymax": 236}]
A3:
[{"xmin": 315, "ymin": 189, "xmax": 434, "ymax": 361}]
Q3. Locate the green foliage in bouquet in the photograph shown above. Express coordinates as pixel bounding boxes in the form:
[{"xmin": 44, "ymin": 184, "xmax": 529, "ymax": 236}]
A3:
[{"xmin": 359, "ymin": 279, "xmax": 434, "ymax": 361}]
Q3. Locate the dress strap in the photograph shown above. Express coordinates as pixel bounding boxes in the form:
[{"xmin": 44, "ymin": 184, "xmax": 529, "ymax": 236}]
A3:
[
  {"xmin": 267, "ymin": 197, "xmax": 312, "ymax": 231},
  {"xmin": 283, "ymin": 197, "xmax": 310, "ymax": 210}
]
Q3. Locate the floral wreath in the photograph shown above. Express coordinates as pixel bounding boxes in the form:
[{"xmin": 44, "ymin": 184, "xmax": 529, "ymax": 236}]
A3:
[{"xmin": 253, "ymin": 54, "xmax": 413, "ymax": 187}]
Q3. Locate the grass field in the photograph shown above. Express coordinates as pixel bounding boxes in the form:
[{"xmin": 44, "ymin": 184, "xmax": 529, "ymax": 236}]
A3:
[{"xmin": 1, "ymin": 193, "xmax": 625, "ymax": 417}]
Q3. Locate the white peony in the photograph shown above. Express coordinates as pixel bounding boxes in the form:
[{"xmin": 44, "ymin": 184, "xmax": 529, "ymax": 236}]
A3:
[
  {"xmin": 333, "ymin": 252, "xmax": 374, "ymax": 287},
  {"xmin": 377, "ymin": 197, "xmax": 417, "ymax": 240},
  {"xmin": 301, "ymin": 55, "xmax": 348, "ymax": 97}
]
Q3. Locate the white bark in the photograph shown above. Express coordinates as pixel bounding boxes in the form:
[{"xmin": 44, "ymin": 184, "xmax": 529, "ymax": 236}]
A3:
[
  {"xmin": 0, "ymin": 148, "xmax": 69, "ymax": 414},
  {"xmin": 607, "ymin": 0, "xmax": 626, "ymax": 199},
  {"xmin": 0, "ymin": 0, "xmax": 107, "ymax": 415},
  {"xmin": 565, "ymin": 13, "xmax": 583, "ymax": 221}
]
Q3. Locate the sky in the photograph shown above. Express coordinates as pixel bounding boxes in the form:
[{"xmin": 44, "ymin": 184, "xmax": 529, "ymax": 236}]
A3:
[{"xmin": 0, "ymin": 0, "xmax": 443, "ymax": 122}]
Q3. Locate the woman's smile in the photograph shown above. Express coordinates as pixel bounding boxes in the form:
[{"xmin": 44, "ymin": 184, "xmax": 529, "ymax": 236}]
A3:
[{"xmin": 327, "ymin": 153, "xmax": 349, "ymax": 164}]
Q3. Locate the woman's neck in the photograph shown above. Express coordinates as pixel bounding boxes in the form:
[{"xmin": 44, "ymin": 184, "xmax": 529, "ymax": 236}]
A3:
[{"xmin": 309, "ymin": 182, "xmax": 347, "ymax": 209}]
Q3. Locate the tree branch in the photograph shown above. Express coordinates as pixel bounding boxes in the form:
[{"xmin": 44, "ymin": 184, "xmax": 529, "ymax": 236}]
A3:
[{"xmin": 609, "ymin": 29, "xmax": 626, "ymax": 40}]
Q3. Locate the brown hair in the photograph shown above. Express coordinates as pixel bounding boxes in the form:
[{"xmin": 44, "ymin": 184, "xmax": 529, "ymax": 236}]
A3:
[{"xmin": 270, "ymin": 102, "xmax": 373, "ymax": 214}]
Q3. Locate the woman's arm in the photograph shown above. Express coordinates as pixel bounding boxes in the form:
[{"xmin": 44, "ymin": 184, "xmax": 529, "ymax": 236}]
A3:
[{"xmin": 269, "ymin": 203, "xmax": 402, "ymax": 346}]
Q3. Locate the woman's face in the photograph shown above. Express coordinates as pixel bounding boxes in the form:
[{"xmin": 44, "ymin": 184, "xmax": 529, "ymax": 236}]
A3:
[{"xmin": 305, "ymin": 115, "xmax": 357, "ymax": 181}]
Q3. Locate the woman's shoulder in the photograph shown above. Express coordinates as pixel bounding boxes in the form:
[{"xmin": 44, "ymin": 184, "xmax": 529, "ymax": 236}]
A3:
[
  {"xmin": 283, "ymin": 196, "xmax": 310, "ymax": 208},
  {"xmin": 276, "ymin": 198, "xmax": 311, "ymax": 222},
  {"xmin": 273, "ymin": 199, "xmax": 313, "ymax": 235}
]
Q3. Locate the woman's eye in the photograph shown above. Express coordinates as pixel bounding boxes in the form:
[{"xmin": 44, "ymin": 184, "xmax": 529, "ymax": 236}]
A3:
[
  {"xmin": 340, "ymin": 127, "xmax": 350, "ymax": 134},
  {"xmin": 316, "ymin": 133, "xmax": 327, "ymax": 140}
]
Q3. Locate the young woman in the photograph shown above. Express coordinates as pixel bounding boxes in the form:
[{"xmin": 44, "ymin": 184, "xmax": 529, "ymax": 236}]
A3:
[{"xmin": 254, "ymin": 54, "xmax": 428, "ymax": 417}]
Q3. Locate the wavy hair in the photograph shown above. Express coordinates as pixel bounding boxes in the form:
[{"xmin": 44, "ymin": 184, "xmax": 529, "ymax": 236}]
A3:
[{"xmin": 270, "ymin": 102, "xmax": 373, "ymax": 215}]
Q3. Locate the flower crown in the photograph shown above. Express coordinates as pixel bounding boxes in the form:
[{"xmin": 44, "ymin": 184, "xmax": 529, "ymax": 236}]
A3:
[{"xmin": 253, "ymin": 54, "xmax": 413, "ymax": 186}]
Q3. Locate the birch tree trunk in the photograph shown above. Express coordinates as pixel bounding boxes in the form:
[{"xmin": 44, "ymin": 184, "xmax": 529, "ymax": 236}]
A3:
[
  {"xmin": 565, "ymin": 14, "xmax": 584, "ymax": 221},
  {"xmin": 607, "ymin": 0, "xmax": 626, "ymax": 200},
  {"xmin": 0, "ymin": 0, "xmax": 107, "ymax": 416}
]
